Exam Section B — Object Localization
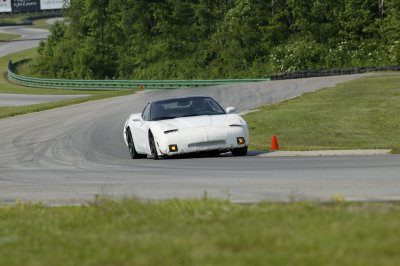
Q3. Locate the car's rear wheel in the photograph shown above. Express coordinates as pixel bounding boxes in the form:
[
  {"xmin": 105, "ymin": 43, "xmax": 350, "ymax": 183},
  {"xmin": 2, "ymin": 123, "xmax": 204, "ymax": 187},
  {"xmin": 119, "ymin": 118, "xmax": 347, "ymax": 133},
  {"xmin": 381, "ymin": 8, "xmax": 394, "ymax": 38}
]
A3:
[
  {"xmin": 126, "ymin": 129, "xmax": 145, "ymax": 159},
  {"xmin": 232, "ymin": 146, "xmax": 248, "ymax": 156},
  {"xmin": 149, "ymin": 134, "xmax": 159, "ymax": 160}
]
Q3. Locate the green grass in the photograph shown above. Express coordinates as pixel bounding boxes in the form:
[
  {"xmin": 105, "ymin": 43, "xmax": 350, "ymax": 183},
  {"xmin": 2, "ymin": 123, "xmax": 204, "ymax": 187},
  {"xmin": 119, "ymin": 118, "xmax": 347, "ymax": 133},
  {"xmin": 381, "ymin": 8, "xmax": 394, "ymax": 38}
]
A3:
[
  {"xmin": 0, "ymin": 32, "xmax": 21, "ymax": 41},
  {"xmin": 0, "ymin": 198, "xmax": 399, "ymax": 266},
  {"xmin": 244, "ymin": 73, "xmax": 400, "ymax": 151},
  {"xmin": 0, "ymin": 13, "xmax": 60, "ymax": 31},
  {"xmin": 0, "ymin": 13, "xmax": 58, "ymax": 25},
  {"xmin": 0, "ymin": 14, "xmax": 28, "ymax": 24},
  {"xmin": 0, "ymin": 13, "xmax": 56, "ymax": 29},
  {"xmin": 29, "ymin": 18, "xmax": 54, "ymax": 29}
]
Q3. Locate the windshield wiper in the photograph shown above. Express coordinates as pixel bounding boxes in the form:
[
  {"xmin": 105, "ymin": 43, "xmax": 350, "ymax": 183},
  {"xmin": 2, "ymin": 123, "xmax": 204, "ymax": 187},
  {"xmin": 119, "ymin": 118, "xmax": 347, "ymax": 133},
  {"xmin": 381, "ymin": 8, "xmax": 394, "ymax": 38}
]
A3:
[
  {"xmin": 178, "ymin": 114, "xmax": 202, "ymax": 118},
  {"xmin": 179, "ymin": 113, "xmax": 222, "ymax": 117}
]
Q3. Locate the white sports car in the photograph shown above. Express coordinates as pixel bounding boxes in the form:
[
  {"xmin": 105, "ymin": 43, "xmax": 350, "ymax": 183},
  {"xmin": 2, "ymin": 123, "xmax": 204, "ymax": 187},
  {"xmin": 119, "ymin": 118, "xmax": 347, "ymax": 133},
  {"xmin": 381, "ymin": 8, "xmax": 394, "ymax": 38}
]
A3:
[{"xmin": 123, "ymin": 96, "xmax": 249, "ymax": 159}]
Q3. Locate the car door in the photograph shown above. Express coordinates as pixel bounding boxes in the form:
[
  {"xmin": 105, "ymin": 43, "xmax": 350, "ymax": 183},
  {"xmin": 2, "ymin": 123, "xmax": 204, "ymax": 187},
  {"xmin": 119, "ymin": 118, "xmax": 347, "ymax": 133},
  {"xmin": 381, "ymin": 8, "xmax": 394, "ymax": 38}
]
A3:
[{"xmin": 131, "ymin": 104, "xmax": 151, "ymax": 153}]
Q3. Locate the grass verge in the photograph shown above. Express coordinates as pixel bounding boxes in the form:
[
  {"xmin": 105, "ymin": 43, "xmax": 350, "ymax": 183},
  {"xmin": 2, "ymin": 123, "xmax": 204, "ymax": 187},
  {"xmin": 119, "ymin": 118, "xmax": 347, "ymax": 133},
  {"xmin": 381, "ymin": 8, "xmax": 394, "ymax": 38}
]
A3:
[
  {"xmin": 0, "ymin": 198, "xmax": 399, "ymax": 266},
  {"xmin": 0, "ymin": 13, "xmax": 30, "ymax": 24},
  {"xmin": 0, "ymin": 32, "xmax": 21, "ymax": 41},
  {"xmin": 29, "ymin": 18, "xmax": 53, "ymax": 29},
  {"xmin": 0, "ymin": 13, "xmax": 59, "ymax": 26},
  {"xmin": 244, "ymin": 72, "xmax": 400, "ymax": 152}
]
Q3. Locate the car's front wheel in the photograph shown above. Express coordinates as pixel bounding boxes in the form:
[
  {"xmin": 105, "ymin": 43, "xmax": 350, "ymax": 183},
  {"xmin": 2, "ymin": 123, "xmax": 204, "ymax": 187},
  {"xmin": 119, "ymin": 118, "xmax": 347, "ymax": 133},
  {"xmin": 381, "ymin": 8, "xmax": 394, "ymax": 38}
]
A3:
[
  {"xmin": 126, "ymin": 129, "xmax": 145, "ymax": 159},
  {"xmin": 232, "ymin": 146, "xmax": 248, "ymax": 156},
  {"xmin": 149, "ymin": 133, "xmax": 159, "ymax": 160}
]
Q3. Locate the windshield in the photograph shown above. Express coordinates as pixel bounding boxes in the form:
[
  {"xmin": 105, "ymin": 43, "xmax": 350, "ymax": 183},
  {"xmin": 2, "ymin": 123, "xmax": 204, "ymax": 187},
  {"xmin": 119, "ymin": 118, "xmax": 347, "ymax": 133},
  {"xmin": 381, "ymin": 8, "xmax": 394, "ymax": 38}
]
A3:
[{"xmin": 150, "ymin": 97, "xmax": 225, "ymax": 121}]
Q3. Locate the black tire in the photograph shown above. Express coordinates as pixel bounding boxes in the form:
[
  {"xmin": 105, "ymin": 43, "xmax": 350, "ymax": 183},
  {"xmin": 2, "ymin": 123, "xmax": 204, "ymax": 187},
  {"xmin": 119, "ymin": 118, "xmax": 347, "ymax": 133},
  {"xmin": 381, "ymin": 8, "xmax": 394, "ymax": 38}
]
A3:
[
  {"xmin": 232, "ymin": 146, "xmax": 248, "ymax": 156},
  {"xmin": 149, "ymin": 134, "xmax": 159, "ymax": 160},
  {"xmin": 209, "ymin": 151, "xmax": 222, "ymax": 157},
  {"xmin": 126, "ymin": 129, "xmax": 145, "ymax": 159}
]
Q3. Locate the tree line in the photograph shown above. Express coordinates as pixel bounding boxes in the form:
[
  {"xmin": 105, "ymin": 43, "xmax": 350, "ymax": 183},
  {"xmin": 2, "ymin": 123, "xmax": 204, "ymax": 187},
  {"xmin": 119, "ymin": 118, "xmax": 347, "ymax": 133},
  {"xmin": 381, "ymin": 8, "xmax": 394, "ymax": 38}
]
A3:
[{"xmin": 31, "ymin": 0, "xmax": 400, "ymax": 80}]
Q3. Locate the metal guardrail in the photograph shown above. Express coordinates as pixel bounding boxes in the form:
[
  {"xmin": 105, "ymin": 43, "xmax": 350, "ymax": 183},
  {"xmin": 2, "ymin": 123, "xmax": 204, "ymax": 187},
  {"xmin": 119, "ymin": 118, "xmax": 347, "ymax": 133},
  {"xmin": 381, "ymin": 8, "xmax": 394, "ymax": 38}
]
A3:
[{"xmin": 7, "ymin": 60, "xmax": 269, "ymax": 90}]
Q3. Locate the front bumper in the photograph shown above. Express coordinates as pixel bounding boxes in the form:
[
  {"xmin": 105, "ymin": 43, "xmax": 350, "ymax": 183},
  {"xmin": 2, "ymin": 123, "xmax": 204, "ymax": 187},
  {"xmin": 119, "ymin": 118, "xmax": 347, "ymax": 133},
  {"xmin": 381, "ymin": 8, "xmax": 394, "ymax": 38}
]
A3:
[{"xmin": 156, "ymin": 126, "xmax": 249, "ymax": 156}]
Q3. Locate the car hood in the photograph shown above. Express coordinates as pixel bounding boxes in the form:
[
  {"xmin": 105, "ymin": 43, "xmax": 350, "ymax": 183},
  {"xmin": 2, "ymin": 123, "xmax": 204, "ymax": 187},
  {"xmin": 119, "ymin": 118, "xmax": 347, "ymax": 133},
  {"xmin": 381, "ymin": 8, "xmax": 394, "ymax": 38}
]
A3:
[{"xmin": 154, "ymin": 114, "xmax": 242, "ymax": 130}]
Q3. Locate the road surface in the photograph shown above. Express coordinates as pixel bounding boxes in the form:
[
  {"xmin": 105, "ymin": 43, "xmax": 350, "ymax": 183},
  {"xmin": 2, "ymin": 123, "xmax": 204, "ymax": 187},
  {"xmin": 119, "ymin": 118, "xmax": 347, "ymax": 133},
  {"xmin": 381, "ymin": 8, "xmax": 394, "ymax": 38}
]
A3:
[
  {"xmin": 1, "ymin": 75, "xmax": 399, "ymax": 205},
  {"xmin": 0, "ymin": 26, "xmax": 49, "ymax": 57}
]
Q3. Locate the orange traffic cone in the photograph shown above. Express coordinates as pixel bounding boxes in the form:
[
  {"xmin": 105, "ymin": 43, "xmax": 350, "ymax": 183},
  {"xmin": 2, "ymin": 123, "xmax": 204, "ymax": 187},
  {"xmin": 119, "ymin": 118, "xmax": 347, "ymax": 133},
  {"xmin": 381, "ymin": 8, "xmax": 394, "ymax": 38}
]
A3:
[
  {"xmin": 139, "ymin": 84, "xmax": 143, "ymax": 91},
  {"xmin": 270, "ymin": 135, "xmax": 279, "ymax": 151}
]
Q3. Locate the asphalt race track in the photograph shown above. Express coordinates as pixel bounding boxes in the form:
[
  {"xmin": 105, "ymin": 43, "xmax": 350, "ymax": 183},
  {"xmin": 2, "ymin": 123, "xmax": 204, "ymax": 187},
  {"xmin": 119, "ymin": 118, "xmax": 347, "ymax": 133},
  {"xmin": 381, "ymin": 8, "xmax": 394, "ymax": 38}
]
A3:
[
  {"xmin": 0, "ymin": 93, "xmax": 89, "ymax": 107},
  {"xmin": 0, "ymin": 26, "xmax": 49, "ymax": 57},
  {"xmin": 1, "ymin": 76, "xmax": 400, "ymax": 204}
]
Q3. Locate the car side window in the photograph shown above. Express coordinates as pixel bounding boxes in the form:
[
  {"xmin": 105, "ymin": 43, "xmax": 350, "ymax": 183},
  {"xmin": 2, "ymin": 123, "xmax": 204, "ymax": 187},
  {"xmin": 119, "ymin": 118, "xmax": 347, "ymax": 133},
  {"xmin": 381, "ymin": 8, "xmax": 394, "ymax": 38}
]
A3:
[{"xmin": 142, "ymin": 104, "xmax": 151, "ymax": 121}]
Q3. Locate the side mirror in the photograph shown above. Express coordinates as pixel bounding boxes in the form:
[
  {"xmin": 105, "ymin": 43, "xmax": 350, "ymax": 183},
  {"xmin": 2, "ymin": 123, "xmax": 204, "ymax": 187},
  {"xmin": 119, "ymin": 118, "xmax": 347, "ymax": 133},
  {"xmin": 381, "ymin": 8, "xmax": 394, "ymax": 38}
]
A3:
[{"xmin": 226, "ymin": 107, "xmax": 236, "ymax": 114}]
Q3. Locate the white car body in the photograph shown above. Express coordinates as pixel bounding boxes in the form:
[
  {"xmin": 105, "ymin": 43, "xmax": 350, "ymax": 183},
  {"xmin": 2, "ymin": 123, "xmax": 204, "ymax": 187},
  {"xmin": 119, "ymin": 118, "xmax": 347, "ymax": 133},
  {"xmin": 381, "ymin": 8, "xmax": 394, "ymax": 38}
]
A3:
[{"xmin": 123, "ymin": 96, "xmax": 249, "ymax": 159}]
